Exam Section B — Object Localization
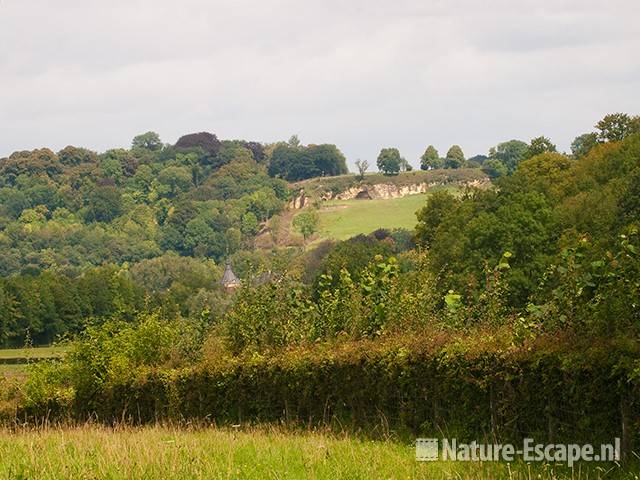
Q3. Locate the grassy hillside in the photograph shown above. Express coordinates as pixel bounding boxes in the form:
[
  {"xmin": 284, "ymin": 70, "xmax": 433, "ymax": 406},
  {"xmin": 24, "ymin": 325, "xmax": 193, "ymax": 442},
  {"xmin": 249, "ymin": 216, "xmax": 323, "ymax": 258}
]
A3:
[
  {"xmin": 285, "ymin": 169, "xmax": 486, "ymax": 243},
  {"xmin": 273, "ymin": 190, "xmax": 438, "ymax": 246},
  {"xmin": 299, "ymin": 186, "xmax": 458, "ymax": 241},
  {"xmin": 0, "ymin": 425, "xmax": 626, "ymax": 479},
  {"xmin": 316, "ymin": 193, "xmax": 432, "ymax": 240}
]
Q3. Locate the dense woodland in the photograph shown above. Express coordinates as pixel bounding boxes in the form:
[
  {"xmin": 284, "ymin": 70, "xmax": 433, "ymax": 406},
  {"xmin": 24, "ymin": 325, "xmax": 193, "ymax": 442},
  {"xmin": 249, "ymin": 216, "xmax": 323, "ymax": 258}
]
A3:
[
  {"xmin": 0, "ymin": 132, "xmax": 349, "ymax": 345},
  {"xmin": 2, "ymin": 113, "xmax": 640, "ymax": 443},
  {"xmin": 0, "ymin": 114, "xmax": 639, "ymax": 348}
]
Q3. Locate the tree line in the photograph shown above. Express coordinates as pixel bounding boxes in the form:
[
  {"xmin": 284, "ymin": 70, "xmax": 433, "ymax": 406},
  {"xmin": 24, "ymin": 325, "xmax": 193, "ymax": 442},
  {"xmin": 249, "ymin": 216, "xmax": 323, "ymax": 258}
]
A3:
[
  {"xmin": 373, "ymin": 112, "xmax": 640, "ymax": 177},
  {"xmin": 0, "ymin": 131, "xmax": 326, "ymax": 276},
  {"xmin": 1, "ymin": 112, "xmax": 638, "ymax": 348}
]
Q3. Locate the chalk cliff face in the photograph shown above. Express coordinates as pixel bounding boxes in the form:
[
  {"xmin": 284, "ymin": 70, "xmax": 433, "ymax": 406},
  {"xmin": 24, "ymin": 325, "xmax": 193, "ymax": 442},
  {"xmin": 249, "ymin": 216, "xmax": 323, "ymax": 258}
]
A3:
[
  {"xmin": 331, "ymin": 182, "xmax": 431, "ymax": 200},
  {"xmin": 288, "ymin": 189, "xmax": 307, "ymax": 209},
  {"xmin": 288, "ymin": 179, "xmax": 488, "ymax": 209}
]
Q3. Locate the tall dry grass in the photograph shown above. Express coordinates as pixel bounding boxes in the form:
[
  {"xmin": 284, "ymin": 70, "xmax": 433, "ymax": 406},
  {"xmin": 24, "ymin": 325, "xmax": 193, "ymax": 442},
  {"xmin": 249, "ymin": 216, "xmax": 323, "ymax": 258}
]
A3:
[{"xmin": 0, "ymin": 424, "xmax": 634, "ymax": 479}]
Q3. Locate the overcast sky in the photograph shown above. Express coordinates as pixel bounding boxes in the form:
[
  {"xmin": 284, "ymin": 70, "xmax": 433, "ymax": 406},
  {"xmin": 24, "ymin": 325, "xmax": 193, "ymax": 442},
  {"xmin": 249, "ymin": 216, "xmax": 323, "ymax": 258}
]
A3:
[{"xmin": 1, "ymin": 0, "xmax": 639, "ymax": 168}]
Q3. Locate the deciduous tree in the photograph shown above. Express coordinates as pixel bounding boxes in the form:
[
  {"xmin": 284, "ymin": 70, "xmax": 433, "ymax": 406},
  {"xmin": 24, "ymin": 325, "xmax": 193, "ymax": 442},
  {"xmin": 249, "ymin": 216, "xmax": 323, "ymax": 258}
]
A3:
[
  {"xmin": 377, "ymin": 148, "xmax": 402, "ymax": 175},
  {"xmin": 527, "ymin": 136, "xmax": 556, "ymax": 158},
  {"xmin": 132, "ymin": 131, "xmax": 162, "ymax": 151},
  {"xmin": 355, "ymin": 159, "xmax": 369, "ymax": 180},
  {"xmin": 595, "ymin": 113, "xmax": 635, "ymax": 142},
  {"xmin": 571, "ymin": 133, "xmax": 599, "ymax": 158},
  {"xmin": 488, "ymin": 140, "xmax": 529, "ymax": 173},
  {"xmin": 293, "ymin": 210, "xmax": 319, "ymax": 243},
  {"xmin": 420, "ymin": 145, "xmax": 442, "ymax": 170},
  {"xmin": 444, "ymin": 145, "xmax": 465, "ymax": 169}
]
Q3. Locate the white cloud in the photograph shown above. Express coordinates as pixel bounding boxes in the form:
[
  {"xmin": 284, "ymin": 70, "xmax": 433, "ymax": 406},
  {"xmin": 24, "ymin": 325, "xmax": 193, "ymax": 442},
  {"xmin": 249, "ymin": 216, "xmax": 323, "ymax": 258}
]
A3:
[{"xmin": 1, "ymin": 0, "xmax": 639, "ymax": 166}]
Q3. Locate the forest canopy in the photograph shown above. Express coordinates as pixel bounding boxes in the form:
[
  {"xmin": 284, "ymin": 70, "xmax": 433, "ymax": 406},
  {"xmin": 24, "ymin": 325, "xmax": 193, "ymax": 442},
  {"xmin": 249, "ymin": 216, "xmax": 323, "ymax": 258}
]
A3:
[{"xmin": 1, "ymin": 113, "xmax": 639, "ymax": 348}]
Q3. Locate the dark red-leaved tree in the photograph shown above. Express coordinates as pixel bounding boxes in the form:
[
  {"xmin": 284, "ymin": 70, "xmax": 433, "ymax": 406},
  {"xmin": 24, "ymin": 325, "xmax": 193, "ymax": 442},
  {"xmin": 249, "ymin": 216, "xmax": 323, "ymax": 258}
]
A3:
[{"xmin": 175, "ymin": 132, "xmax": 221, "ymax": 155}]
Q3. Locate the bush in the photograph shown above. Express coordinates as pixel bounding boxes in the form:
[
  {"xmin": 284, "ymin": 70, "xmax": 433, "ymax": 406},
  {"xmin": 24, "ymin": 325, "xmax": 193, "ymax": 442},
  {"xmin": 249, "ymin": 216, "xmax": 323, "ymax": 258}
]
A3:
[
  {"xmin": 22, "ymin": 312, "xmax": 199, "ymax": 417},
  {"xmin": 20, "ymin": 331, "xmax": 640, "ymax": 451}
]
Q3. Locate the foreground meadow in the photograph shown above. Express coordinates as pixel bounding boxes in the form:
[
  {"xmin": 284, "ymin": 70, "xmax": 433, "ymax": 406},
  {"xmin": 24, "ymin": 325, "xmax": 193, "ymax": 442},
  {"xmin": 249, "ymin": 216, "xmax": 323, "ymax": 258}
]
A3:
[{"xmin": 0, "ymin": 425, "xmax": 634, "ymax": 480}]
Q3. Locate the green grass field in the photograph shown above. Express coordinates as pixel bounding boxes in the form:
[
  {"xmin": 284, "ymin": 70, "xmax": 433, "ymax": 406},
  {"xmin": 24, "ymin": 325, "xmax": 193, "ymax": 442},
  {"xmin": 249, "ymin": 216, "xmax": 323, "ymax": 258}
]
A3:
[
  {"xmin": 0, "ymin": 426, "xmax": 630, "ymax": 480},
  {"xmin": 0, "ymin": 346, "xmax": 66, "ymax": 360},
  {"xmin": 315, "ymin": 192, "xmax": 434, "ymax": 241},
  {"xmin": 0, "ymin": 346, "xmax": 67, "ymax": 377}
]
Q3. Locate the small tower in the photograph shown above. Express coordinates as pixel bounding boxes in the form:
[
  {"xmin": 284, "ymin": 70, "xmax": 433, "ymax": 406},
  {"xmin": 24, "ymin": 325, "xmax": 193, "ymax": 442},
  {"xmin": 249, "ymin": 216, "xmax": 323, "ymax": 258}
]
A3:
[{"xmin": 220, "ymin": 262, "xmax": 241, "ymax": 291}]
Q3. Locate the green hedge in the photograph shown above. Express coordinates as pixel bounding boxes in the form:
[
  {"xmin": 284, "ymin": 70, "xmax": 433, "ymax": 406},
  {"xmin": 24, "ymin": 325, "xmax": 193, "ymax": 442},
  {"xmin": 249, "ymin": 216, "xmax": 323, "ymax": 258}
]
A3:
[{"xmin": 21, "ymin": 335, "xmax": 640, "ymax": 448}]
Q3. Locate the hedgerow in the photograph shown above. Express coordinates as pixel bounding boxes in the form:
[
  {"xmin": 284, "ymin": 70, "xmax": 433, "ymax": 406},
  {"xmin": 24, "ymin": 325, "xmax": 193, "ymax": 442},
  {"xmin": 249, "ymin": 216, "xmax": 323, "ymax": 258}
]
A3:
[{"xmin": 20, "ymin": 328, "xmax": 640, "ymax": 451}]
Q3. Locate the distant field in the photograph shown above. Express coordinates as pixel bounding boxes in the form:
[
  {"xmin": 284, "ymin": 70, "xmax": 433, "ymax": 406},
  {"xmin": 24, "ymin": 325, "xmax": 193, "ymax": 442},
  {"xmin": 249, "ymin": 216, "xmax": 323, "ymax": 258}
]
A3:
[
  {"xmin": 0, "ymin": 346, "xmax": 66, "ymax": 377},
  {"xmin": 282, "ymin": 170, "xmax": 488, "ymax": 246},
  {"xmin": 316, "ymin": 194, "xmax": 427, "ymax": 240},
  {"xmin": 315, "ymin": 188, "xmax": 454, "ymax": 241},
  {"xmin": 0, "ymin": 346, "xmax": 66, "ymax": 360},
  {"xmin": 0, "ymin": 425, "xmax": 628, "ymax": 480}
]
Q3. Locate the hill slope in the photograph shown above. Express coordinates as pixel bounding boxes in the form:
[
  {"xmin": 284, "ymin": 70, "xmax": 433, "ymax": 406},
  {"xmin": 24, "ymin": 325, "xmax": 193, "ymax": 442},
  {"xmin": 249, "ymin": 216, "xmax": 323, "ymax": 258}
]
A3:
[{"xmin": 315, "ymin": 188, "xmax": 456, "ymax": 241}]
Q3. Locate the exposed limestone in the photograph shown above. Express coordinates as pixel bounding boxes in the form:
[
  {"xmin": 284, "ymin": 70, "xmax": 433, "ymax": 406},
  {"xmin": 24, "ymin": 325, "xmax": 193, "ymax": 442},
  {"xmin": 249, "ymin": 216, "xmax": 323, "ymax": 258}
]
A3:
[
  {"xmin": 288, "ymin": 179, "xmax": 489, "ymax": 209},
  {"xmin": 288, "ymin": 189, "xmax": 307, "ymax": 209},
  {"xmin": 333, "ymin": 182, "xmax": 432, "ymax": 200}
]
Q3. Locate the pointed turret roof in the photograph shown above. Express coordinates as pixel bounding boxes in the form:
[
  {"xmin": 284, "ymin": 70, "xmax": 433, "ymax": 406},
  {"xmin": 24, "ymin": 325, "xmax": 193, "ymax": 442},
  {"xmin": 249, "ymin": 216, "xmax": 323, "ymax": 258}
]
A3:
[{"xmin": 220, "ymin": 262, "xmax": 241, "ymax": 288}]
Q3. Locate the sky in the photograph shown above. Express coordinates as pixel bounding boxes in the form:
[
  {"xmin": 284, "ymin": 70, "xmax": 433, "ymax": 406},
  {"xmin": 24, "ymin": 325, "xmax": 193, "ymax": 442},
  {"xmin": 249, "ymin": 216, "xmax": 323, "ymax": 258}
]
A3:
[{"xmin": 1, "ymin": 0, "xmax": 639, "ymax": 168}]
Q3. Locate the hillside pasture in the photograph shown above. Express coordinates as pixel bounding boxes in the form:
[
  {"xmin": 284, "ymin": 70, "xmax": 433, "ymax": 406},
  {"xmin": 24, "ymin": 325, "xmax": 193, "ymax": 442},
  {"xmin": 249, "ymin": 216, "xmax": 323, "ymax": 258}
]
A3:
[{"xmin": 313, "ymin": 187, "xmax": 458, "ymax": 241}]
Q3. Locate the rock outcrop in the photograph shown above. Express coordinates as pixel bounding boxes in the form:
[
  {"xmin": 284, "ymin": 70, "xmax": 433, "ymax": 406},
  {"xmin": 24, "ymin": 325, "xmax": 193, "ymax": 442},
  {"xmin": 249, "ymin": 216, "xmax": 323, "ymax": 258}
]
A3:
[
  {"xmin": 325, "ymin": 179, "xmax": 487, "ymax": 201},
  {"xmin": 288, "ymin": 189, "xmax": 307, "ymax": 209},
  {"xmin": 288, "ymin": 178, "xmax": 489, "ymax": 209}
]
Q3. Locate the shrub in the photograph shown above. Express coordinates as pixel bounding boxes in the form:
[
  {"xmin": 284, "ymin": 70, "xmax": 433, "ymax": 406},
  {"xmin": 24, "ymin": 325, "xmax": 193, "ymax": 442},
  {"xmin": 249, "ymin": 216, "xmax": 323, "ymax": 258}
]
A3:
[
  {"xmin": 20, "ymin": 331, "xmax": 640, "ymax": 451},
  {"xmin": 23, "ymin": 312, "xmax": 197, "ymax": 416}
]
